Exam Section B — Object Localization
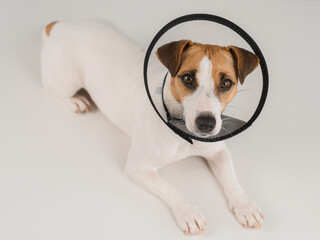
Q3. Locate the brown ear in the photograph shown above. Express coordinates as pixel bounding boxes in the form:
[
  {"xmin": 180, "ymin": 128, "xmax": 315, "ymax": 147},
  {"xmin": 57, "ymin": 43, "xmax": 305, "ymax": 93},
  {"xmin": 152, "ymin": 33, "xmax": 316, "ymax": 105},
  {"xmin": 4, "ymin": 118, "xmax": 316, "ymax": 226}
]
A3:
[
  {"xmin": 226, "ymin": 46, "xmax": 260, "ymax": 84},
  {"xmin": 156, "ymin": 40, "xmax": 193, "ymax": 77}
]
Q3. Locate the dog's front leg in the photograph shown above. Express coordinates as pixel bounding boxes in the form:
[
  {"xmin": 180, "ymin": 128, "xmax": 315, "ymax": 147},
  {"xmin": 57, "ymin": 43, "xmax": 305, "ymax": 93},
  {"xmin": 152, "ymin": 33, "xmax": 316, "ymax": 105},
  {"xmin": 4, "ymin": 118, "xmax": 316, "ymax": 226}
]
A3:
[
  {"xmin": 205, "ymin": 147, "xmax": 264, "ymax": 229},
  {"xmin": 125, "ymin": 146, "xmax": 206, "ymax": 235}
]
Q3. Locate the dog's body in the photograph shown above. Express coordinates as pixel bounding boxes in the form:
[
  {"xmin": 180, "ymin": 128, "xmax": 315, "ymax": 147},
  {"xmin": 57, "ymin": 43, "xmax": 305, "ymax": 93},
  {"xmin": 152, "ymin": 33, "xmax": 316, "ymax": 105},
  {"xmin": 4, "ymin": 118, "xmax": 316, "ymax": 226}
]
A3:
[{"xmin": 41, "ymin": 19, "xmax": 264, "ymax": 235}]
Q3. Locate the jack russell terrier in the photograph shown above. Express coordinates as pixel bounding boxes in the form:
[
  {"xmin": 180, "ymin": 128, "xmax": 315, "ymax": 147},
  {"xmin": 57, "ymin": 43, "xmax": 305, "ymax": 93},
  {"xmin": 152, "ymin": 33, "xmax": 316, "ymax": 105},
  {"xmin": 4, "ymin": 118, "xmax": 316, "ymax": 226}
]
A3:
[{"xmin": 41, "ymin": 19, "xmax": 264, "ymax": 235}]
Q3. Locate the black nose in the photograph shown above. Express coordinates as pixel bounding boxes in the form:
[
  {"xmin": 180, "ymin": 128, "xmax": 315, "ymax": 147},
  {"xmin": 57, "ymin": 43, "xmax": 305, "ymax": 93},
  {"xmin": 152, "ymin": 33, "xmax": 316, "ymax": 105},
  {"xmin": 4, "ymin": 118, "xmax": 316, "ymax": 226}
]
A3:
[{"xmin": 195, "ymin": 112, "xmax": 216, "ymax": 133}]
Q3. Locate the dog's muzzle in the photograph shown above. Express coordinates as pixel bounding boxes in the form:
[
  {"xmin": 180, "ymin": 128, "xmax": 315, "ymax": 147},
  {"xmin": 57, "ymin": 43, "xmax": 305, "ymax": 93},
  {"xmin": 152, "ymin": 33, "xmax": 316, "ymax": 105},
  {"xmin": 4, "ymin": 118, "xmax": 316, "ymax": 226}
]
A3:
[{"xmin": 195, "ymin": 112, "xmax": 216, "ymax": 133}]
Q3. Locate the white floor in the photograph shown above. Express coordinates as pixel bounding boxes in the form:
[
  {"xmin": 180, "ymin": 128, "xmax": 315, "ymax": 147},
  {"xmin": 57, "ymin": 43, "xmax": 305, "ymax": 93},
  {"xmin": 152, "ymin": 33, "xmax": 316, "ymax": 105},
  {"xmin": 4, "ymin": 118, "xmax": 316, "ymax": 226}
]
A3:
[{"xmin": 1, "ymin": 0, "xmax": 320, "ymax": 239}]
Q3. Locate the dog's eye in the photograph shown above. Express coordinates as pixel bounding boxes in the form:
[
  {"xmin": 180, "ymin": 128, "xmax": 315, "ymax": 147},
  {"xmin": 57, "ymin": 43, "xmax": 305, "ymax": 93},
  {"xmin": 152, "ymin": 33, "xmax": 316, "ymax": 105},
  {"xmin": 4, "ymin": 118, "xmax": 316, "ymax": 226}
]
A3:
[
  {"xmin": 181, "ymin": 73, "xmax": 193, "ymax": 85},
  {"xmin": 220, "ymin": 79, "xmax": 233, "ymax": 90}
]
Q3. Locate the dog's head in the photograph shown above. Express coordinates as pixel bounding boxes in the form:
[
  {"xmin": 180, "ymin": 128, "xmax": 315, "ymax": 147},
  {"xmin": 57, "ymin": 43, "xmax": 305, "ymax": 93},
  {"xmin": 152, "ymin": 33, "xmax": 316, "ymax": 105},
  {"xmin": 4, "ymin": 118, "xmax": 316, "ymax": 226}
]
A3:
[{"xmin": 156, "ymin": 40, "xmax": 259, "ymax": 137}]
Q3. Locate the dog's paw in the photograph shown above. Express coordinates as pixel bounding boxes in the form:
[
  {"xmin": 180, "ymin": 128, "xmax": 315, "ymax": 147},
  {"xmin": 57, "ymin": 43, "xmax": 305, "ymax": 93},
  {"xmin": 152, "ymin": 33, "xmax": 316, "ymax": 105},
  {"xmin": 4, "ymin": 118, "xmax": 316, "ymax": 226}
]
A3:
[
  {"xmin": 171, "ymin": 201, "xmax": 206, "ymax": 235},
  {"xmin": 229, "ymin": 197, "xmax": 264, "ymax": 229},
  {"xmin": 67, "ymin": 96, "xmax": 92, "ymax": 114}
]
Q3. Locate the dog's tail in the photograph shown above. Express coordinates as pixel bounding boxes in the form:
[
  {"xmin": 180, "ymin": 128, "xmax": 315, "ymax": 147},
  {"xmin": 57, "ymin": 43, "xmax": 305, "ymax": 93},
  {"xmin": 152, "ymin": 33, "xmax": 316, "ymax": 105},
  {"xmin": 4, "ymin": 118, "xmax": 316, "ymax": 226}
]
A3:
[{"xmin": 42, "ymin": 21, "xmax": 58, "ymax": 42}]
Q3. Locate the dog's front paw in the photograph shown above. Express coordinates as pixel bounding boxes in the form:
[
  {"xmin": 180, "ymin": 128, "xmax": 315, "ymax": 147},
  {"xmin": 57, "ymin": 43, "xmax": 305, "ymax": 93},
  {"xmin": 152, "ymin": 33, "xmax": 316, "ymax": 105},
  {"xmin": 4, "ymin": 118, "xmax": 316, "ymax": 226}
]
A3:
[
  {"xmin": 171, "ymin": 201, "xmax": 206, "ymax": 235},
  {"xmin": 229, "ymin": 196, "xmax": 264, "ymax": 229}
]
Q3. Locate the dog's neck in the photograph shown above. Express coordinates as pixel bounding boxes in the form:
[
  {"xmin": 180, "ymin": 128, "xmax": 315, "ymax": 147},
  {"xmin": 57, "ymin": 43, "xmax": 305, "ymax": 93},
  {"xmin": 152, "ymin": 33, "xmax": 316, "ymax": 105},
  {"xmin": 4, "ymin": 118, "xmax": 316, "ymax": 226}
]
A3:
[{"xmin": 163, "ymin": 73, "xmax": 184, "ymax": 120}]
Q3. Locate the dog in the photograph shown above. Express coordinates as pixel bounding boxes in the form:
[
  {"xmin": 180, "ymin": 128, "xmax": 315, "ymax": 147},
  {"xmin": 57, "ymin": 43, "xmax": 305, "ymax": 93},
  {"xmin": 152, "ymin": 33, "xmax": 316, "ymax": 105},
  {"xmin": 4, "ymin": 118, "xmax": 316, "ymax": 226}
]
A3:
[{"xmin": 41, "ymin": 19, "xmax": 264, "ymax": 235}]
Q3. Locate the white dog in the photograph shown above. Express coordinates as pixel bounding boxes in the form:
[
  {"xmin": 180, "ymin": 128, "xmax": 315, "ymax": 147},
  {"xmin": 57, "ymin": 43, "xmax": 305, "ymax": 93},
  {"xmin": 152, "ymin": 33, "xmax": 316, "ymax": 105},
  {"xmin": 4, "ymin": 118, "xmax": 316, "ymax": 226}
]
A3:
[{"xmin": 41, "ymin": 19, "xmax": 264, "ymax": 235}]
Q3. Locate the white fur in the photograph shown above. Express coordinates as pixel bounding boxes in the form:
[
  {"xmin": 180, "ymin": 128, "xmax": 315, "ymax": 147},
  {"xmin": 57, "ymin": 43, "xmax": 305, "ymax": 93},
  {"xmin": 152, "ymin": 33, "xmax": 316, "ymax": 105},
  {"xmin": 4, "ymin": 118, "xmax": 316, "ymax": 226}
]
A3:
[
  {"xmin": 41, "ymin": 20, "xmax": 263, "ymax": 234},
  {"xmin": 183, "ymin": 56, "xmax": 222, "ymax": 136}
]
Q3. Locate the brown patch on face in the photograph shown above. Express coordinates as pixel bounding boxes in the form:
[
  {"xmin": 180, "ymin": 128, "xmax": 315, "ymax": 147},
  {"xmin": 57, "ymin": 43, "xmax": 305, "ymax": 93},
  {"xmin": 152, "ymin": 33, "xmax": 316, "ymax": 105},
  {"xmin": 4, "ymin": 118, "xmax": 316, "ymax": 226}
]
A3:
[
  {"xmin": 206, "ymin": 46, "xmax": 239, "ymax": 111},
  {"xmin": 170, "ymin": 44, "xmax": 205, "ymax": 103},
  {"xmin": 156, "ymin": 41, "xmax": 259, "ymax": 114},
  {"xmin": 45, "ymin": 21, "xmax": 58, "ymax": 36},
  {"xmin": 170, "ymin": 44, "xmax": 238, "ymax": 110}
]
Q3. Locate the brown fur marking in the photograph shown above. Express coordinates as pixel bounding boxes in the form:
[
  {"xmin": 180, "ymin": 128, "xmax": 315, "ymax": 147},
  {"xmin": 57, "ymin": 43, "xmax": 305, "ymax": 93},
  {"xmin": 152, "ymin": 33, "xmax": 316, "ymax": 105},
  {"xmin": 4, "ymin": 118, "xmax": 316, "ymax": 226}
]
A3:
[
  {"xmin": 156, "ymin": 40, "xmax": 192, "ymax": 77},
  {"xmin": 45, "ymin": 21, "xmax": 58, "ymax": 36},
  {"xmin": 226, "ymin": 46, "xmax": 260, "ymax": 84}
]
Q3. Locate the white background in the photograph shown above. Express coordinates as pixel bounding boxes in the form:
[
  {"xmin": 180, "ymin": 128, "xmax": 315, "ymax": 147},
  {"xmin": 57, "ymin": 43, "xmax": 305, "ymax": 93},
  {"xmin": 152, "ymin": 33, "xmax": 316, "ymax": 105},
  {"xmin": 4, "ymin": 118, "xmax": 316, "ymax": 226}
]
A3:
[{"xmin": 1, "ymin": 0, "xmax": 320, "ymax": 239}]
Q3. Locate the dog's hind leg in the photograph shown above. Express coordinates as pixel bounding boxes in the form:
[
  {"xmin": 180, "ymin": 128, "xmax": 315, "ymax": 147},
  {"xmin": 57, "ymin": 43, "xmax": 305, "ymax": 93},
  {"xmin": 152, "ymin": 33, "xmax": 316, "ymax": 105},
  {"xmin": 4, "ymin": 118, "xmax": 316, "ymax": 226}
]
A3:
[
  {"xmin": 41, "ymin": 68, "xmax": 96, "ymax": 114},
  {"xmin": 43, "ymin": 76, "xmax": 97, "ymax": 114},
  {"xmin": 41, "ymin": 21, "xmax": 97, "ymax": 114},
  {"xmin": 41, "ymin": 64, "xmax": 97, "ymax": 114}
]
